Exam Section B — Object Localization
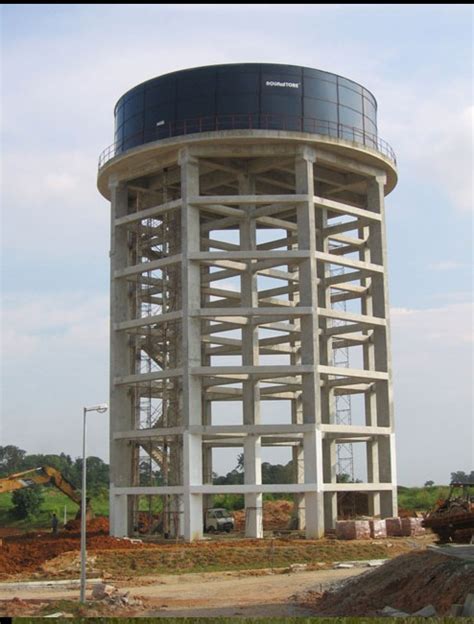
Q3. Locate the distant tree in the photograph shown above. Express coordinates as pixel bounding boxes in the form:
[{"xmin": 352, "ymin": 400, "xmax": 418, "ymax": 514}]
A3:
[
  {"xmin": 11, "ymin": 484, "xmax": 44, "ymax": 518},
  {"xmin": 450, "ymin": 470, "xmax": 474, "ymax": 484},
  {"xmin": 73, "ymin": 456, "xmax": 109, "ymax": 494},
  {"xmin": 261, "ymin": 461, "xmax": 293, "ymax": 484},
  {"xmin": 0, "ymin": 445, "xmax": 27, "ymax": 476},
  {"xmin": 213, "ymin": 468, "xmax": 243, "ymax": 485},
  {"xmin": 337, "ymin": 473, "xmax": 362, "ymax": 484},
  {"xmin": 138, "ymin": 458, "xmax": 163, "ymax": 487},
  {"xmin": 337, "ymin": 473, "xmax": 352, "ymax": 483},
  {"xmin": 236, "ymin": 453, "xmax": 244, "ymax": 472},
  {"xmin": 424, "ymin": 480, "xmax": 435, "ymax": 487}
]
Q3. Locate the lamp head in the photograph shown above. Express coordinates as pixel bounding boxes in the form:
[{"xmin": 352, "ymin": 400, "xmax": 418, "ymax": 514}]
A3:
[{"xmin": 86, "ymin": 403, "xmax": 108, "ymax": 413}]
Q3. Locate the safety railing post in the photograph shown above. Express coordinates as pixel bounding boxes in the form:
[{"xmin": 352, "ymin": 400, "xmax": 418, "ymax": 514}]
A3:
[{"xmin": 98, "ymin": 115, "xmax": 396, "ymax": 170}]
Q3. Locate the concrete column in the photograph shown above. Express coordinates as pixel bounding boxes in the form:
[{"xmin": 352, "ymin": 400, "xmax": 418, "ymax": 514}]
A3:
[
  {"xmin": 296, "ymin": 148, "xmax": 324, "ymax": 539},
  {"xmin": 244, "ymin": 434, "xmax": 263, "ymax": 538},
  {"xmin": 381, "ymin": 436, "xmax": 398, "ymax": 517},
  {"xmin": 291, "ymin": 443, "xmax": 305, "ymax": 529},
  {"xmin": 367, "ymin": 176, "xmax": 397, "ymax": 518},
  {"xmin": 240, "ymin": 173, "xmax": 260, "ymax": 427},
  {"xmin": 202, "ymin": 433, "xmax": 213, "ymax": 522},
  {"xmin": 183, "ymin": 432, "xmax": 203, "ymax": 540},
  {"xmin": 359, "ymin": 221, "xmax": 381, "ymax": 518},
  {"xmin": 109, "ymin": 177, "xmax": 134, "ymax": 537},
  {"xmin": 179, "ymin": 149, "xmax": 203, "ymax": 539},
  {"xmin": 110, "ymin": 492, "xmax": 128, "ymax": 537},
  {"xmin": 304, "ymin": 429, "xmax": 324, "ymax": 538},
  {"xmin": 238, "ymin": 174, "xmax": 262, "ymax": 538},
  {"xmin": 323, "ymin": 438, "xmax": 338, "ymax": 529},
  {"xmin": 201, "ymin": 247, "xmax": 214, "ymax": 519},
  {"xmin": 367, "ymin": 177, "xmax": 392, "ymax": 427},
  {"xmin": 169, "ymin": 494, "xmax": 184, "ymax": 538},
  {"xmin": 288, "ymin": 227, "xmax": 305, "ymax": 529},
  {"xmin": 367, "ymin": 438, "xmax": 381, "ymax": 517},
  {"xmin": 315, "ymin": 206, "xmax": 332, "ymax": 426},
  {"xmin": 295, "ymin": 149, "xmax": 322, "ymax": 424}
]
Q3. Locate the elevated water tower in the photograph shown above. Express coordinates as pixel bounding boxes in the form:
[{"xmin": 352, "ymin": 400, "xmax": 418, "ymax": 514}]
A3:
[{"xmin": 98, "ymin": 63, "xmax": 398, "ymax": 541}]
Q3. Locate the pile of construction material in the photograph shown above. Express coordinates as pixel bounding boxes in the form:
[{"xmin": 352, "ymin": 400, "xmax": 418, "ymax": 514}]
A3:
[
  {"xmin": 306, "ymin": 549, "xmax": 474, "ymax": 616},
  {"xmin": 380, "ymin": 594, "xmax": 474, "ymax": 618},
  {"xmin": 335, "ymin": 516, "xmax": 425, "ymax": 540},
  {"xmin": 92, "ymin": 582, "xmax": 143, "ymax": 609}
]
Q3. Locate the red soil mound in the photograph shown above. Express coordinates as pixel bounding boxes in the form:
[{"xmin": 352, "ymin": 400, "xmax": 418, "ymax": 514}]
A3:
[
  {"xmin": 309, "ymin": 549, "xmax": 474, "ymax": 616},
  {"xmin": 233, "ymin": 500, "xmax": 294, "ymax": 531},
  {"xmin": 64, "ymin": 516, "xmax": 110, "ymax": 533},
  {"xmin": 0, "ymin": 529, "xmax": 156, "ymax": 579}
]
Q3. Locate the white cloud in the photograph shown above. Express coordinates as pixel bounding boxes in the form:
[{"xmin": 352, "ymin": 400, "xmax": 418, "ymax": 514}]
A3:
[
  {"xmin": 2, "ymin": 149, "xmax": 108, "ymax": 256},
  {"xmin": 391, "ymin": 301, "xmax": 473, "ymax": 485},
  {"xmin": 429, "ymin": 261, "xmax": 468, "ymax": 271},
  {"xmin": 1, "ymin": 292, "xmax": 110, "ymax": 460},
  {"xmin": 378, "ymin": 83, "xmax": 473, "ymax": 213},
  {"xmin": 2, "ymin": 293, "xmax": 109, "ymax": 360},
  {"xmin": 391, "ymin": 301, "xmax": 473, "ymax": 345}
]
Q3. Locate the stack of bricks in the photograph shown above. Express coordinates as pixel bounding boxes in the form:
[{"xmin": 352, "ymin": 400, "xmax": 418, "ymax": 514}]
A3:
[
  {"xmin": 385, "ymin": 517, "xmax": 404, "ymax": 536},
  {"xmin": 401, "ymin": 517, "xmax": 426, "ymax": 536},
  {"xmin": 335, "ymin": 520, "xmax": 371, "ymax": 540},
  {"xmin": 369, "ymin": 519, "xmax": 387, "ymax": 539}
]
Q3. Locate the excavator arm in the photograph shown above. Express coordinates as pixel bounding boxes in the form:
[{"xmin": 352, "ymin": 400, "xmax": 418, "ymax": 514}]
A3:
[
  {"xmin": 0, "ymin": 467, "xmax": 51, "ymax": 493},
  {"xmin": 0, "ymin": 466, "xmax": 92, "ymax": 519}
]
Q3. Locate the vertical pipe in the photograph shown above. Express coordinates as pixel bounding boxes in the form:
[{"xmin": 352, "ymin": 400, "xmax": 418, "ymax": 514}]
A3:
[{"xmin": 80, "ymin": 408, "xmax": 87, "ymax": 603}]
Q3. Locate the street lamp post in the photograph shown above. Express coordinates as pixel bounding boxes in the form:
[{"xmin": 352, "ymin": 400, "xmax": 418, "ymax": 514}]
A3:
[{"xmin": 80, "ymin": 403, "xmax": 108, "ymax": 603}]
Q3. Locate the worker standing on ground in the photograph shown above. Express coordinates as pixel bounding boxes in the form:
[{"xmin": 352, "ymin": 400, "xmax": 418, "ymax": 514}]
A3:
[{"xmin": 51, "ymin": 512, "xmax": 59, "ymax": 535}]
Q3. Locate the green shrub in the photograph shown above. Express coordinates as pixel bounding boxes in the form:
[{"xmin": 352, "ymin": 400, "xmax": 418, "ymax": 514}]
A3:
[{"xmin": 11, "ymin": 484, "xmax": 44, "ymax": 518}]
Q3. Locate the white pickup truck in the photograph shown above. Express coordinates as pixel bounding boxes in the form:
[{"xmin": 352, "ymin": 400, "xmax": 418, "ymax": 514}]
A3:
[{"xmin": 204, "ymin": 508, "xmax": 235, "ymax": 533}]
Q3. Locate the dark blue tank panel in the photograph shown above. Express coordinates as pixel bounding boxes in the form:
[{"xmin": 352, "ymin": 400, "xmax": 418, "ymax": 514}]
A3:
[{"xmin": 114, "ymin": 64, "xmax": 378, "ymax": 154}]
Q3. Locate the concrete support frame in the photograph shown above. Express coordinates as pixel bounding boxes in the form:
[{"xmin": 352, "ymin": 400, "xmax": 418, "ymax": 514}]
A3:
[
  {"xmin": 240, "ymin": 174, "xmax": 263, "ymax": 538},
  {"xmin": 102, "ymin": 131, "xmax": 398, "ymax": 540},
  {"xmin": 109, "ymin": 177, "xmax": 134, "ymax": 537},
  {"xmin": 180, "ymin": 149, "xmax": 204, "ymax": 540}
]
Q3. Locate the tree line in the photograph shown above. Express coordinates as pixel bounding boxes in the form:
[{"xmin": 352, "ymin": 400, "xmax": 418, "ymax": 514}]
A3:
[{"xmin": 0, "ymin": 445, "xmax": 109, "ymax": 495}]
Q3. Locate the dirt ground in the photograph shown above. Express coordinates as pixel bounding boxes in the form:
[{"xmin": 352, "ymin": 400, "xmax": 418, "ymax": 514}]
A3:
[
  {"xmin": 0, "ymin": 566, "xmax": 366, "ymax": 617},
  {"xmin": 0, "ymin": 521, "xmax": 427, "ymax": 582},
  {"xmin": 0, "ymin": 517, "xmax": 442, "ymax": 617}
]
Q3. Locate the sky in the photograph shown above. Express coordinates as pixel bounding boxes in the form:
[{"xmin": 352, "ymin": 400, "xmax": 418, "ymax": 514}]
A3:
[{"xmin": 1, "ymin": 4, "xmax": 472, "ymax": 486}]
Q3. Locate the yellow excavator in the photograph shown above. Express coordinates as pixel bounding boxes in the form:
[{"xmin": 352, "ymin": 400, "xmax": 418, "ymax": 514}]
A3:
[{"xmin": 0, "ymin": 466, "xmax": 93, "ymax": 520}]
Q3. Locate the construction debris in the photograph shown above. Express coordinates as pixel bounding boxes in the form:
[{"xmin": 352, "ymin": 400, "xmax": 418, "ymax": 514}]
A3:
[
  {"xmin": 92, "ymin": 583, "xmax": 116, "ymax": 600},
  {"xmin": 369, "ymin": 519, "xmax": 387, "ymax": 539},
  {"xmin": 379, "ymin": 605, "xmax": 410, "ymax": 617},
  {"xmin": 385, "ymin": 517, "xmax": 403, "ymax": 537},
  {"xmin": 289, "ymin": 563, "xmax": 307, "ymax": 572},
  {"xmin": 307, "ymin": 549, "xmax": 474, "ymax": 616},
  {"xmin": 463, "ymin": 593, "xmax": 474, "ymax": 617},
  {"xmin": 412, "ymin": 604, "xmax": 437, "ymax": 616},
  {"xmin": 335, "ymin": 520, "xmax": 370, "ymax": 540},
  {"xmin": 91, "ymin": 582, "xmax": 142, "ymax": 608},
  {"xmin": 401, "ymin": 517, "xmax": 425, "ymax": 537},
  {"xmin": 334, "ymin": 517, "xmax": 425, "ymax": 540}
]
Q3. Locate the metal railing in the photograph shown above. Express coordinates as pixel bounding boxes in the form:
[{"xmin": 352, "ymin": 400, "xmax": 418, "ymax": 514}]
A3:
[{"xmin": 98, "ymin": 114, "xmax": 397, "ymax": 170}]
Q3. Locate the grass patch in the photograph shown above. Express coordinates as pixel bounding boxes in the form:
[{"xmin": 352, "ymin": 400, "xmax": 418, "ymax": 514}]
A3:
[
  {"xmin": 398, "ymin": 486, "xmax": 449, "ymax": 511},
  {"xmin": 95, "ymin": 540, "xmax": 396, "ymax": 578},
  {"xmin": 0, "ymin": 488, "xmax": 109, "ymax": 530}
]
